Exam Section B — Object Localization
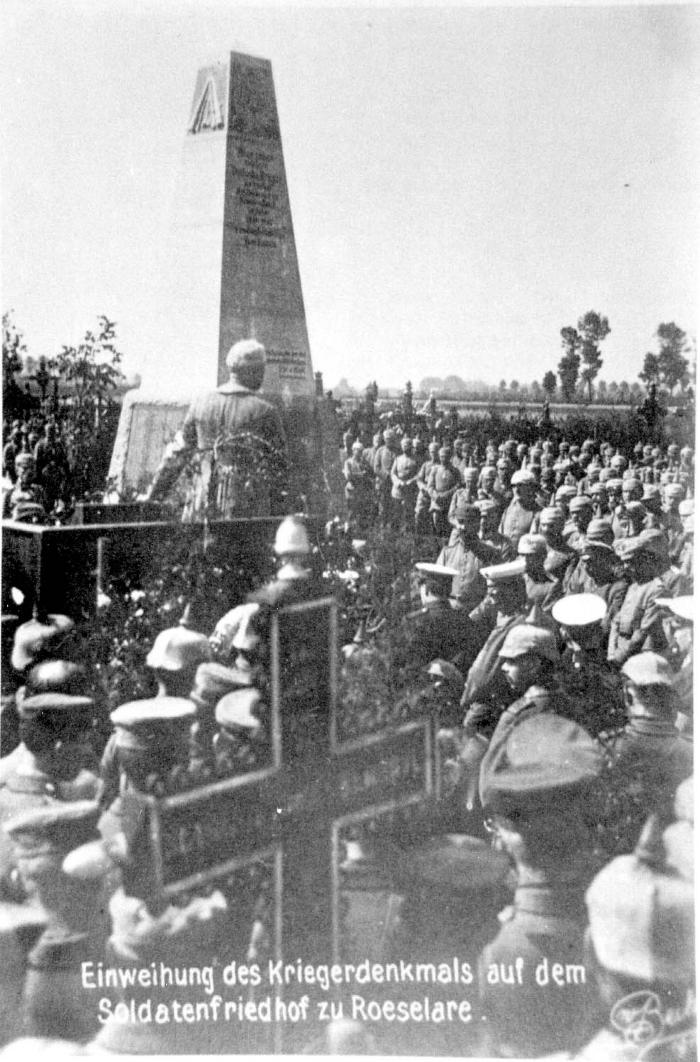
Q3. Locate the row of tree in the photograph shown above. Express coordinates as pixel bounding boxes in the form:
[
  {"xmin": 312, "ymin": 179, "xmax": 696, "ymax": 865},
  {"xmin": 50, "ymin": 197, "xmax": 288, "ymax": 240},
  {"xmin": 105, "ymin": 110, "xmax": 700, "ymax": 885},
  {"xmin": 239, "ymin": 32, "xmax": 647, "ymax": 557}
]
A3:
[
  {"xmin": 548, "ymin": 314, "xmax": 693, "ymax": 403},
  {"xmin": 337, "ymin": 374, "xmax": 673, "ymax": 406},
  {"xmin": 336, "ymin": 316, "xmax": 694, "ymax": 406}
]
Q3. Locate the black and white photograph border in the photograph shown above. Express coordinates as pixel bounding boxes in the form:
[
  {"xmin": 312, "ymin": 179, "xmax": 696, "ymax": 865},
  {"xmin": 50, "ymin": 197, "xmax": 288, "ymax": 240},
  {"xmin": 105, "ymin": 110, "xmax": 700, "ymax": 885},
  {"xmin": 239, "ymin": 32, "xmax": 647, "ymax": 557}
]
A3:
[{"xmin": 0, "ymin": 1, "xmax": 697, "ymax": 1059}]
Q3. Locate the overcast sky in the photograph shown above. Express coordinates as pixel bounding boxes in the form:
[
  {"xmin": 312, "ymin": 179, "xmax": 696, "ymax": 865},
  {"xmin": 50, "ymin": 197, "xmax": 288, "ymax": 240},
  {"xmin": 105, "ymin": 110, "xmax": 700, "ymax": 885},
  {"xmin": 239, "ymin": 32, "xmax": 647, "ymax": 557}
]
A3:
[{"xmin": 2, "ymin": 1, "xmax": 698, "ymax": 390}]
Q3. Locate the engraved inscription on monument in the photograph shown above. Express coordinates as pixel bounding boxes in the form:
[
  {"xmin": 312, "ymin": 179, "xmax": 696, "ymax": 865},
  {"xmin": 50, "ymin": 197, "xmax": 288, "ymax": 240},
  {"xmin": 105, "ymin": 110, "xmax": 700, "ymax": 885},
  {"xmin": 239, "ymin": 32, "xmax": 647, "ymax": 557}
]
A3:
[
  {"xmin": 233, "ymin": 146, "xmax": 284, "ymax": 250},
  {"xmin": 219, "ymin": 52, "xmax": 314, "ymax": 395}
]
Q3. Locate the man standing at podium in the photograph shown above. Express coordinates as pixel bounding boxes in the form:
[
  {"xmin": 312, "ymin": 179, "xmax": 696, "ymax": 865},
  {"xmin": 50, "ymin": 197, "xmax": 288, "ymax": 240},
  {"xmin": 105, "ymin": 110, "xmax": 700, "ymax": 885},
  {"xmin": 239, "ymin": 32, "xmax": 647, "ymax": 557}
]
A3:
[{"xmin": 145, "ymin": 339, "xmax": 288, "ymax": 519}]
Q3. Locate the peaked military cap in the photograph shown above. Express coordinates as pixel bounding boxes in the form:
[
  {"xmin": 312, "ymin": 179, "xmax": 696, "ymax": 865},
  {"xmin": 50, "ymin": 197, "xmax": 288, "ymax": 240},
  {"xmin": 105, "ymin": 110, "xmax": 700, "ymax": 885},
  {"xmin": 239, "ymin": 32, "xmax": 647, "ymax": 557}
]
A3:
[
  {"xmin": 499, "ymin": 624, "xmax": 559, "ymax": 662},
  {"xmin": 110, "ymin": 697, "xmax": 195, "ymax": 750},
  {"xmin": 5, "ymin": 800, "xmax": 100, "ymax": 860},
  {"xmin": 415, "ymin": 562, "xmax": 459, "ymax": 582},
  {"xmin": 480, "ymin": 713, "xmax": 602, "ymax": 809},
  {"xmin": 569, "ymin": 494, "xmax": 593, "ymax": 512},
  {"xmin": 551, "ymin": 593, "xmax": 607, "ymax": 628},
  {"xmin": 480, "ymin": 558, "xmax": 526, "ymax": 582},
  {"xmin": 511, "ymin": 469, "xmax": 536, "ymax": 486},
  {"xmin": 18, "ymin": 692, "xmax": 94, "ymax": 718},
  {"xmin": 657, "ymin": 596, "xmax": 694, "ymax": 622},
  {"xmin": 621, "ymin": 652, "xmax": 675, "ymax": 687}
]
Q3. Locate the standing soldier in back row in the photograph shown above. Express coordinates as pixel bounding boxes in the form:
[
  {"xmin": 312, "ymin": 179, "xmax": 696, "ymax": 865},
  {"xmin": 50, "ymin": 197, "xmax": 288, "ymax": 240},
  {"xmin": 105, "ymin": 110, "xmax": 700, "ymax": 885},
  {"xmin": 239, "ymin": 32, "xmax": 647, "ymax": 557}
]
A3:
[
  {"xmin": 499, "ymin": 469, "xmax": 540, "ymax": 548},
  {"xmin": 343, "ymin": 440, "xmax": 374, "ymax": 533}
]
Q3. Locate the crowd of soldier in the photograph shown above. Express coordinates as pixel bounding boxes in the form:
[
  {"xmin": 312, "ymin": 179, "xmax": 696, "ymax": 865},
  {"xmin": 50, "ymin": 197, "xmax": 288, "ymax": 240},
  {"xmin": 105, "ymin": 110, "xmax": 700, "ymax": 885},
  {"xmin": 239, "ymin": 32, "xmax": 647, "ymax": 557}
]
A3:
[
  {"xmin": 2, "ymin": 416, "xmax": 72, "ymax": 522},
  {"xmin": 339, "ymin": 431, "xmax": 695, "ymax": 1057},
  {"xmin": 0, "ymin": 427, "xmax": 695, "ymax": 1058}
]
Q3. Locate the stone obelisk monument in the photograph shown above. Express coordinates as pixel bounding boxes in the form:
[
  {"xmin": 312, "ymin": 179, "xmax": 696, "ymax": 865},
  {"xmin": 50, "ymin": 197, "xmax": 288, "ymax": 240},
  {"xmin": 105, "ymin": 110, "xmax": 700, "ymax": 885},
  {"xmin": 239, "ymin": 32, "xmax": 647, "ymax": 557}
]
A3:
[
  {"xmin": 109, "ymin": 52, "xmax": 341, "ymax": 506},
  {"xmin": 148, "ymin": 51, "xmax": 314, "ymax": 396}
]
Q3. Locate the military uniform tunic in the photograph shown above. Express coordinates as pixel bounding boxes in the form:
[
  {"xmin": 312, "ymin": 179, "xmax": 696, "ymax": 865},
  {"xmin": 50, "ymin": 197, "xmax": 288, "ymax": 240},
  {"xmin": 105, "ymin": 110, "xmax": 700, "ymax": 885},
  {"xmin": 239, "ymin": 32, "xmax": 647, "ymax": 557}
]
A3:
[
  {"xmin": 479, "ymin": 882, "xmax": 599, "ymax": 1058},
  {"xmin": 499, "ymin": 499, "xmax": 538, "ymax": 547},
  {"xmin": 436, "ymin": 538, "xmax": 497, "ymax": 611},
  {"xmin": 603, "ymin": 717, "xmax": 694, "ymax": 855},
  {"xmin": 461, "ymin": 610, "xmax": 529, "ymax": 729},
  {"xmin": 608, "ymin": 570, "xmax": 683, "ymax": 664},
  {"xmin": 524, "ymin": 572, "xmax": 564, "ymax": 612},
  {"xmin": 399, "ymin": 600, "xmax": 476, "ymax": 674}
]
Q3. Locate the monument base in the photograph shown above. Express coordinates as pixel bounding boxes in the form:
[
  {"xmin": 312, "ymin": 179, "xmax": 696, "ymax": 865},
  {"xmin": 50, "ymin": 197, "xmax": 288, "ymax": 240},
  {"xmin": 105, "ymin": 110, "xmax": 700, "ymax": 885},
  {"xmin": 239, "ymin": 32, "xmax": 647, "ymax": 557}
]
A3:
[{"xmin": 107, "ymin": 386, "xmax": 343, "ymax": 518}]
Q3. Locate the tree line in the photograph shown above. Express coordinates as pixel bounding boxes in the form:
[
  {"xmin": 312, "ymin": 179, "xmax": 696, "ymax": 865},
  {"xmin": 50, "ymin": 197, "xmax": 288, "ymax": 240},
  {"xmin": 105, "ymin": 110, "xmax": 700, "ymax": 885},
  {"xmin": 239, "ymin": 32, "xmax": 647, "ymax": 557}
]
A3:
[
  {"xmin": 335, "ymin": 315, "xmax": 694, "ymax": 407},
  {"xmin": 546, "ymin": 313, "xmax": 694, "ymax": 404}
]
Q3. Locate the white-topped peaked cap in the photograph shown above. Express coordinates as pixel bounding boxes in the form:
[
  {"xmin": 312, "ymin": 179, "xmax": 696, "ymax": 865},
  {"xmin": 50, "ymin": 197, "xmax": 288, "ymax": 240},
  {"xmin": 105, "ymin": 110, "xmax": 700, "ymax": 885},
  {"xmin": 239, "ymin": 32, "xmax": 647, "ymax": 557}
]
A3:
[
  {"xmin": 415, "ymin": 561, "xmax": 460, "ymax": 579},
  {"xmin": 480, "ymin": 558, "xmax": 526, "ymax": 582},
  {"xmin": 657, "ymin": 596, "xmax": 694, "ymax": 622},
  {"xmin": 621, "ymin": 652, "xmax": 675, "ymax": 687},
  {"xmin": 552, "ymin": 593, "xmax": 607, "ymax": 628}
]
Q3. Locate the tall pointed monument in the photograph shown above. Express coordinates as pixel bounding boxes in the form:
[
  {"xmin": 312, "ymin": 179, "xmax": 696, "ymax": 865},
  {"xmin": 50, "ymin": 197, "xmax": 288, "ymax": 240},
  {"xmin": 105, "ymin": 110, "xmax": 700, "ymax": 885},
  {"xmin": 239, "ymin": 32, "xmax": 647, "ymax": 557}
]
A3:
[
  {"xmin": 160, "ymin": 51, "xmax": 314, "ymax": 395},
  {"xmin": 109, "ymin": 51, "xmax": 343, "ymax": 509}
]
